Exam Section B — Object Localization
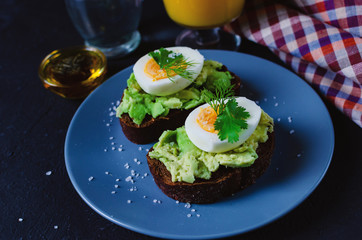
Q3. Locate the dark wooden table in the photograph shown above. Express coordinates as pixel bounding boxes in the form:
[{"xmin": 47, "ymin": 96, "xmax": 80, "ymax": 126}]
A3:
[{"xmin": 1, "ymin": 0, "xmax": 361, "ymax": 239}]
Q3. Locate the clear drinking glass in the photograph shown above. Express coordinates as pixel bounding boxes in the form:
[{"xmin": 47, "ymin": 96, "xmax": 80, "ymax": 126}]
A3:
[
  {"xmin": 163, "ymin": 0, "xmax": 245, "ymax": 50},
  {"xmin": 65, "ymin": 0, "xmax": 142, "ymax": 58}
]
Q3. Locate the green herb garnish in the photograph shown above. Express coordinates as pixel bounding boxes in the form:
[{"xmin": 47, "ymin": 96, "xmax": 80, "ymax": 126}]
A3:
[
  {"xmin": 148, "ymin": 48, "xmax": 194, "ymax": 81},
  {"xmin": 204, "ymin": 85, "xmax": 250, "ymax": 143}
]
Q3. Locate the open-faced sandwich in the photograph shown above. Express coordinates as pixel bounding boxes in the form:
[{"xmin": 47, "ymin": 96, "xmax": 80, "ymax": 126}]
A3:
[
  {"xmin": 146, "ymin": 85, "xmax": 274, "ymax": 203},
  {"xmin": 116, "ymin": 47, "xmax": 241, "ymax": 144}
]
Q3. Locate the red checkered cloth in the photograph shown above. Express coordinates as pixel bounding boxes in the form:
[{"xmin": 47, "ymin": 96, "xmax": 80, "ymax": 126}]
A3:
[{"xmin": 226, "ymin": 0, "xmax": 362, "ymax": 127}]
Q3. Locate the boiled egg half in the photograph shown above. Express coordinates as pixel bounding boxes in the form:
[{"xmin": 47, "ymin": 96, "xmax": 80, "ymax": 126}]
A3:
[
  {"xmin": 185, "ymin": 97, "xmax": 262, "ymax": 153},
  {"xmin": 133, "ymin": 46, "xmax": 204, "ymax": 96}
]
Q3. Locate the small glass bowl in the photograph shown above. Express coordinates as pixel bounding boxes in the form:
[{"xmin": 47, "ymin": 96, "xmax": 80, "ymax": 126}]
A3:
[{"xmin": 39, "ymin": 46, "xmax": 107, "ymax": 99}]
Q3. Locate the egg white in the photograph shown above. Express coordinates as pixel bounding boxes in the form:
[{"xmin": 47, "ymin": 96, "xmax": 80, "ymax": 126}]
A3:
[
  {"xmin": 185, "ymin": 97, "xmax": 262, "ymax": 153},
  {"xmin": 133, "ymin": 46, "xmax": 204, "ymax": 96}
]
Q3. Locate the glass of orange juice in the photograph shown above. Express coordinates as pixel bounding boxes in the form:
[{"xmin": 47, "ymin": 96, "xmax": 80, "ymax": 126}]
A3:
[{"xmin": 163, "ymin": 0, "xmax": 245, "ymax": 50}]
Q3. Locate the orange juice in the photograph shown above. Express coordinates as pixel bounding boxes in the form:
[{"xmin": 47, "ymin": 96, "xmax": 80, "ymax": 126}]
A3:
[{"xmin": 163, "ymin": 0, "xmax": 245, "ymax": 29}]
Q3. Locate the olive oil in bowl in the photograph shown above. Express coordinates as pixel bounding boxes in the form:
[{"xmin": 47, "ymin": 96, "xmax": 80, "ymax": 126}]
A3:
[{"xmin": 39, "ymin": 46, "xmax": 107, "ymax": 99}]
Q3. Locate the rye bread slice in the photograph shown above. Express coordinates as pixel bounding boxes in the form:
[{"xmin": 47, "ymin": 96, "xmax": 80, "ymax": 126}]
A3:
[
  {"xmin": 119, "ymin": 66, "xmax": 241, "ymax": 144},
  {"xmin": 146, "ymin": 132, "xmax": 275, "ymax": 204}
]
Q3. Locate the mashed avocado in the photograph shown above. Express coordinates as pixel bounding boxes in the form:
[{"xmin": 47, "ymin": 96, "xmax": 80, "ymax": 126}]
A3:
[
  {"xmin": 149, "ymin": 111, "xmax": 274, "ymax": 183},
  {"xmin": 116, "ymin": 60, "xmax": 233, "ymax": 125}
]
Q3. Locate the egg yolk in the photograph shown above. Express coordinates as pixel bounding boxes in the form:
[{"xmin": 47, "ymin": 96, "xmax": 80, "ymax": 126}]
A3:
[
  {"xmin": 196, "ymin": 106, "xmax": 218, "ymax": 133},
  {"xmin": 144, "ymin": 58, "xmax": 178, "ymax": 81}
]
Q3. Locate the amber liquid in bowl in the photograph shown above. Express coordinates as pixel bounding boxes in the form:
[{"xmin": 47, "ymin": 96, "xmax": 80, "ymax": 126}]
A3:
[
  {"xmin": 39, "ymin": 46, "xmax": 107, "ymax": 99},
  {"xmin": 163, "ymin": 0, "xmax": 245, "ymax": 29}
]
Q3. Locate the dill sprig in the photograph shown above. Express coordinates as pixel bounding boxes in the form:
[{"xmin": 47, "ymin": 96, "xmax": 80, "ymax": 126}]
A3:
[{"xmin": 148, "ymin": 48, "xmax": 194, "ymax": 81}]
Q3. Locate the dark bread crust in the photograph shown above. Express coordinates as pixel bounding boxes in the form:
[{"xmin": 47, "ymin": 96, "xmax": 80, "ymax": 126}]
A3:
[
  {"xmin": 119, "ymin": 66, "xmax": 241, "ymax": 144},
  {"xmin": 146, "ymin": 132, "xmax": 275, "ymax": 204}
]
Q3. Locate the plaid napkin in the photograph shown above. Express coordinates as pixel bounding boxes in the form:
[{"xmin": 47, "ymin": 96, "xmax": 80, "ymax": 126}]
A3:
[{"xmin": 226, "ymin": 0, "xmax": 362, "ymax": 127}]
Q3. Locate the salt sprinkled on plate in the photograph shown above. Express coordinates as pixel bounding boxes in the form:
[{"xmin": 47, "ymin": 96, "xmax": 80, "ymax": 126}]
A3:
[
  {"xmin": 288, "ymin": 116, "xmax": 292, "ymax": 123},
  {"xmin": 54, "ymin": 225, "xmax": 58, "ymax": 229},
  {"xmin": 46, "ymin": 171, "xmax": 52, "ymax": 176},
  {"xmin": 18, "ymin": 218, "xmax": 23, "ymax": 222},
  {"xmin": 184, "ymin": 203, "xmax": 191, "ymax": 208},
  {"xmin": 289, "ymin": 129, "xmax": 295, "ymax": 134},
  {"xmin": 88, "ymin": 176, "xmax": 94, "ymax": 181},
  {"xmin": 127, "ymin": 200, "xmax": 132, "ymax": 204},
  {"xmin": 125, "ymin": 176, "xmax": 134, "ymax": 183}
]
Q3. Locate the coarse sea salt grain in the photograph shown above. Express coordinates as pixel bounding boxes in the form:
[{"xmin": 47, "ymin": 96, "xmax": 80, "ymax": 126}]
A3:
[
  {"xmin": 288, "ymin": 116, "xmax": 293, "ymax": 123},
  {"xmin": 185, "ymin": 203, "xmax": 191, "ymax": 209},
  {"xmin": 187, "ymin": 214, "xmax": 192, "ymax": 218},
  {"xmin": 125, "ymin": 176, "xmax": 134, "ymax": 183},
  {"xmin": 88, "ymin": 176, "xmax": 94, "ymax": 181},
  {"xmin": 289, "ymin": 129, "xmax": 295, "ymax": 134},
  {"xmin": 54, "ymin": 225, "xmax": 58, "ymax": 229},
  {"xmin": 111, "ymin": 191, "xmax": 116, "ymax": 194},
  {"xmin": 297, "ymin": 153, "xmax": 302, "ymax": 158},
  {"xmin": 46, "ymin": 171, "xmax": 52, "ymax": 176},
  {"xmin": 18, "ymin": 218, "xmax": 23, "ymax": 222},
  {"xmin": 127, "ymin": 200, "xmax": 132, "ymax": 204}
]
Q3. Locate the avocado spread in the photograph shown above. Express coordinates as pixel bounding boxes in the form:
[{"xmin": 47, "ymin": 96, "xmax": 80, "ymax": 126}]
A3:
[
  {"xmin": 148, "ymin": 111, "xmax": 274, "ymax": 183},
  {"xmin": 116, "ymin": 60, "xmax": 233, "ymax": 125}
]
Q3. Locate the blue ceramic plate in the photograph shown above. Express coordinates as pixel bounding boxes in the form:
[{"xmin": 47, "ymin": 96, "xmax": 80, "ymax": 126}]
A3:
[{"xmin": 65, "ymin": 50, "xmax": 334, "ymax": 239}]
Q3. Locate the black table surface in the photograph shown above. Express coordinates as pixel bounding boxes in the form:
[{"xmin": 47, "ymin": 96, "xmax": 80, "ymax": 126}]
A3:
[{"xmin": 1, "ymin": 0, "xmax": 361, "ymax": 239}]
